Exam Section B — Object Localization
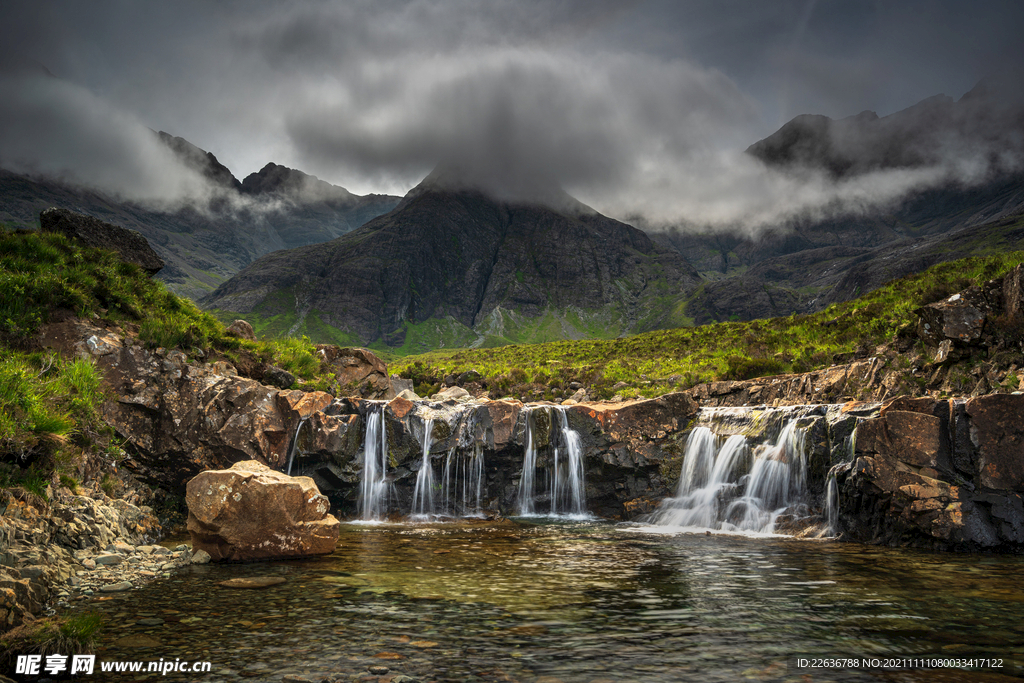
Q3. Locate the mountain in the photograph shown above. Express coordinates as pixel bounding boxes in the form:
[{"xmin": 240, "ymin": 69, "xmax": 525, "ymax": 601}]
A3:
[
  {"xmin": 746, "ymin": 78, "xmax": 1024, "ymax": 178},
  {"xmin": 0, "ymin": 135, "xmax": 400, "ymax": 300},
  {"xmin": 654, "ymin": 79, "xmax": 1024, "ymax": 323},
  {"xmin": 202, "ymin": 169, "xmax": 701, "ymax": 351}
]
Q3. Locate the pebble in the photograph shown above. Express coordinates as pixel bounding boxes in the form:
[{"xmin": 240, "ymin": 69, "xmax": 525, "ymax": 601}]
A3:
[
  {"xmin": 136, "ymin": 617, "xmax": 164, "ymax": 626},
  {"xmin": 367, "ymin": 665, "xmax": 390, "ymax": 674},
  {"xmin": 100, "ymin": 581, "xmax": 133, "ymax": 592}
]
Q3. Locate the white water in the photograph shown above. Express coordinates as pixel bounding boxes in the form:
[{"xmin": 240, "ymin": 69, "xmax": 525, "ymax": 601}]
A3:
[
  {"xmin": 441, "ymin": 443, "xmax": 486, "ymax": 517},
  {"xmin": 359, "ymin": 405, "xmax": 393, "ymax": 521},
  {"xmin": 654, "ymin": 420, "xmax": 808, "ymax": 534},
  {"xmin": 518, "ymin": 406, "xmax": 588, "ymax": 516},
  {"xmin": 285, "ymin": 418, "xmax": 307, "ymax": 476},
  {"xmin": 411, "ymin": 418, "xmax": 435, "ymax": 516},
  {"xmin": 517, "ymin": 408, "xmax": 539, "ymax": 515},
  {"xmin": 550, "ymin": 408, "xmax": 586, "ymax": 515}
]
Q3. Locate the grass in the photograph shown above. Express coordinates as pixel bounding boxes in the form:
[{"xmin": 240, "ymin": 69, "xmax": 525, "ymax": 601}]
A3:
[
  {"xmin": 391, "ymin": 250, "xmax": 1024, "ymax": 399},
  {"xmin": 0, "ymin": 613, "xmax": 102, "ymax": 668}
]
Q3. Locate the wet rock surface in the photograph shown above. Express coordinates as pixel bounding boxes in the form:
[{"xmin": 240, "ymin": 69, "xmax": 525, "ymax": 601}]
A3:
[{"xmin": 187, "ymin": 461, "xmax": 339, "ymax": 561}]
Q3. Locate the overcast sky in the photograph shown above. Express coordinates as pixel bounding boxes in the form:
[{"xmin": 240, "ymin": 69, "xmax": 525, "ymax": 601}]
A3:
[{"xmin": 1, "ymin": 0, "xmax": 1022, "ymax": 227}]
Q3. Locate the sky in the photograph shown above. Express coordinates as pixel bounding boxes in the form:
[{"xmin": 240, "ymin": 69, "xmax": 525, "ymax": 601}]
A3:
[{"xmin": 1, "ymin": 0, "xmax": 1023, "ymax": 230}]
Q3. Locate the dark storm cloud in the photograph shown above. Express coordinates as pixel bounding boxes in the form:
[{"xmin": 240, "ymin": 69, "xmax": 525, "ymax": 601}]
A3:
[{"xmin": 0, "ymin": 0, "xmax": 1022, "ymax": 229}]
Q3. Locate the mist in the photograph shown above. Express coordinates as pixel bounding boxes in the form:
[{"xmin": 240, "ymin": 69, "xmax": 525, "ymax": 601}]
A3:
[{"xmin": 1, "ymin": 1, "xmax": 1022, "ymax": 234}]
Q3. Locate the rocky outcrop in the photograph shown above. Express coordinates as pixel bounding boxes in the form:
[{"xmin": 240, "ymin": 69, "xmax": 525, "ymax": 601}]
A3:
[
  {"xmin": 0, "ymin": 488, "xmax": 161, "ymax": 629},
  {"xmin": 316, "ymin": 346, "xmax": 394, "ymax": 399},
  {"xmin": 836, "ymin": 394, "xmax": 1024, "ymax": 551},
  {"xmin": 35, "ymin": 318, "xmax": 295, "ymax": 489},
  {"xmin": 39, "ymin": 207, "xmax": 164, "ymax": 275},
  {"xmin": 186, "ymin": 461, "xmax": 339, "ymax": 561}
]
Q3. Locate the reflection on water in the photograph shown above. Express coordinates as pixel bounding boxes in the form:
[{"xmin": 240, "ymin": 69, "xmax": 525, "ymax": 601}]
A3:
[{"xmin": 84, "ymin": 522, "xmax": 1024, "ymax": 682}]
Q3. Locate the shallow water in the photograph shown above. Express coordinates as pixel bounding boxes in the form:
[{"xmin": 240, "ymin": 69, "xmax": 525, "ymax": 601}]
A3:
[{"xmin": 84, "ymin": 521, "xmax": 1024, "ymax": 682}]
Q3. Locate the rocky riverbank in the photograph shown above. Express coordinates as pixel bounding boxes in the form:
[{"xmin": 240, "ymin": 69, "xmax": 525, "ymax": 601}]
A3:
[{"xmin": 0, "ymin": 484, "xmax": 210, "ymax": 630}]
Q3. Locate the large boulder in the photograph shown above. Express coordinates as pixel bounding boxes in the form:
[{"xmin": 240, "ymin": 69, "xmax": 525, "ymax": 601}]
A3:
[
  {"xmin": 186, "ymin": 461, "xmax": 339, "ymax": 561},
  {"xmin": 316, "ymin": 345, "xmax": 394, "ymax": 399},
  {"xmin": 39, "ymin": 207, "xmax": 164, "ymax": 275}
]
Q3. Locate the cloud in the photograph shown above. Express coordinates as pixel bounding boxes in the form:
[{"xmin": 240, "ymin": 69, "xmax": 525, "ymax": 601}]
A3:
[
  {"xmin": 1, "ymin": 0, "xmax": 1023, "ymax": 234},
  {"xmin": 284, "ymin": 46, "xmax": 755, "ymax": 202},
  {"xmin": 0, "ymin": 69, "xmax": 226, "ymax": 208}
]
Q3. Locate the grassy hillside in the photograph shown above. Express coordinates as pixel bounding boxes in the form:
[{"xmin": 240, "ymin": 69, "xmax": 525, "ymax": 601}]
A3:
[
  {"xmin": 0, "ymin": 227, "xmax": 332, "ymax": 495},
  {"xmin": 391, "ymin": 251, "xmax": 1024, "ymax": 399}
]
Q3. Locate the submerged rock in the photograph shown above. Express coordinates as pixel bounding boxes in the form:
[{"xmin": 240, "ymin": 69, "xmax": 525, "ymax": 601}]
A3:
[{"xmin": 186, "ymin": 461, "xmax": 339, "ymax": 561}]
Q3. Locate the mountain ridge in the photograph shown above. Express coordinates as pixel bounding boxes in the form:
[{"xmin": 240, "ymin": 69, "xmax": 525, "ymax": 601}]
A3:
[{"xmin": 202, "ymin": 177, "xmax": 701, "ymax": 351}]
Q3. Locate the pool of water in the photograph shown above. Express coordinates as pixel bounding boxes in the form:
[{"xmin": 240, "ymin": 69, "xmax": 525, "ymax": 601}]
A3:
[{"xmin": 84, "ymin": 521, "xmax": 1024, "ymax": 682}]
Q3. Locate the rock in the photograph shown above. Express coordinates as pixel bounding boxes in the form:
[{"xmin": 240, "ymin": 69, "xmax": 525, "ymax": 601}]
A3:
[
  {"xmin": 186, "ymin": 461, "xmax": 340, "ymax": 561},
  {"xmin": 367, "ymin": 666, "xmax": 390, "ymax": 675},
  {"xmin": 435, "ymin": 386, "xmax": 471, "ymax": 400},
  {"xmin": 1003, "ymin": 264, "xmax": 1024, "ymax": 316},
  {"xmin": 136, "ymin": 617, "xmax": 165, "ymax": 626},
  {"xmin": 39, "ymin": 207, "xmax": 164, "ymax": 275},
  {"xmin": 397, "ymin": 388, "xmax": 420, "ymax": 401},
  {"xmin": 391, "ymin": 375, "xmax": 415, "ymax": 395},
  {"xmin": 217, "ymin": 577, "xmax": 287, "ymax": 589},
  {"xmin": 316, "ymin": 346, "xmax": 394, "ymax": 399},
  {"xmin": 191, "ymin": 549, "xmax": 212, "ymax": 565},
  {"xmin": 916, "ymin": 287, "xmax": 989, "ymax": 346},
  {"xmin": 93, "ymin": 554, "xmax": 123, "ymax": 566},
  {"xmin": 965, "ymin": 394, "xmax": 1024, "ymax": 490},
  {"xmin": 100, "ymin": 581, "xmax": 133, "ymax": 592},
  {"xmin": 212, "ymin": 361, "xmax": 238, "ymax": 377},
  {"xmin": 277, "ymin": 390, "xmax": 334, "ymax": 421},
  {"xmin": 264, "ymin": 365, "xmax": 296, "ymax": 390},
  {"xmin": 225, "ymin": 319, "xmax": 257, "ymax": 341},
  {"xmin": 112, "ymin": 634, "xmax": 161, "ymax": 648}
]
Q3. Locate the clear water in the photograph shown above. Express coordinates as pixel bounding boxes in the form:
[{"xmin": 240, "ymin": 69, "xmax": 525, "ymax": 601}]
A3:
[{"xmin": 86, "ymin": 522, "xmax": 1024, "ymax": 682}]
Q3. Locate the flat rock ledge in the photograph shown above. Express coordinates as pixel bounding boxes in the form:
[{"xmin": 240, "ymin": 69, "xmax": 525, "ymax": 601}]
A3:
[{"xmin": 186, "ymin": 461, "xmax": 340, "ymax": 562}]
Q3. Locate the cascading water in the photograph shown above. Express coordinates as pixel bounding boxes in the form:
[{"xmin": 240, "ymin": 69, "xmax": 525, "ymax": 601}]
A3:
[
  {"xmin": 517, "ymin": 408, "xmax": 539, "ymax": 515},
  {"xmin": 359, "ymin": 404, "xmax": 393, "ymax": 521},
  {"xmin": 824, "ymin": 465, "xmax": 841, "ymax": 535},
  {"xmin": 550, "ymin": 408, "xmax": 586, "ymax": 515},
  {"xmin": 440, "ymin": 444, "xmax": 486, "ymax": 517},
  {"xmin": 285, "ymin": 418, "xmax": 307, "ymax": 476},
  {"xmin": 653, "ymin": 419, "xmax": 808, "ymax": 534},
  {"xmin": 411, "ymin": 418, "xmax": 435, "ymax": 517},
  {"xmin": 517, "ymin": 406, "xmax": 588, "ymax": 516}
]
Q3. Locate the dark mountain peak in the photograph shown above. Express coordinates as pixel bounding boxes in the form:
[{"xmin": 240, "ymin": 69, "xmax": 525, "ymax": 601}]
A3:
[
  {"xmin": 156, "ymin": 131, "xmax": 241, "ymax": 192},
  {"xmin": 747, "ymin": 80, "xmax": 1024, "ymax": 179},
  {"xmin": 401, "ymin": 163, "xmax": 595, "ymax": 218},
  {"xmin": 844, "ymin": 110, "xmax": 879, "ymax": 124},
  {"xmin": 203, "ymin": 168, "xmax": 700, "ymax": 350},
  {"xmin": 240, "ymin": 163, "xmax": 354, "ymax": 204}
]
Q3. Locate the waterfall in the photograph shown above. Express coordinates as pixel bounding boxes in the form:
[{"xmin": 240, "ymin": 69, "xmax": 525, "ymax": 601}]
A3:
[
  {"xmin": 359, "ymin": 404, "xmax": 393, "ymax": 521},
  {"xmin": 654, "ymin": 420, "xmax": 808, "ymax": 534},
  {"xmin": 517, "ymin": 408, "xmax": 539, "ymax": 515},
  {"xmin": 411, "ymin": 418, "xmax": 435, "ymax": 517},
  {"xmin": 824, "ymin": 465, "xmax": 841, "ymax": 535},
  {"xmin": 517, "ymin": 406, "xmax": 588, "ymax": 516},
  {"xmin": 285, "ymin": 418, "xmax": 307, "ymax": 476},
  {"xmin": 441, "ymin": 443, "xmax": 486, "ymax": 517},
  {"xmin": 550, "ymin": 408, "xmax": 586, "ymax": 515}
]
